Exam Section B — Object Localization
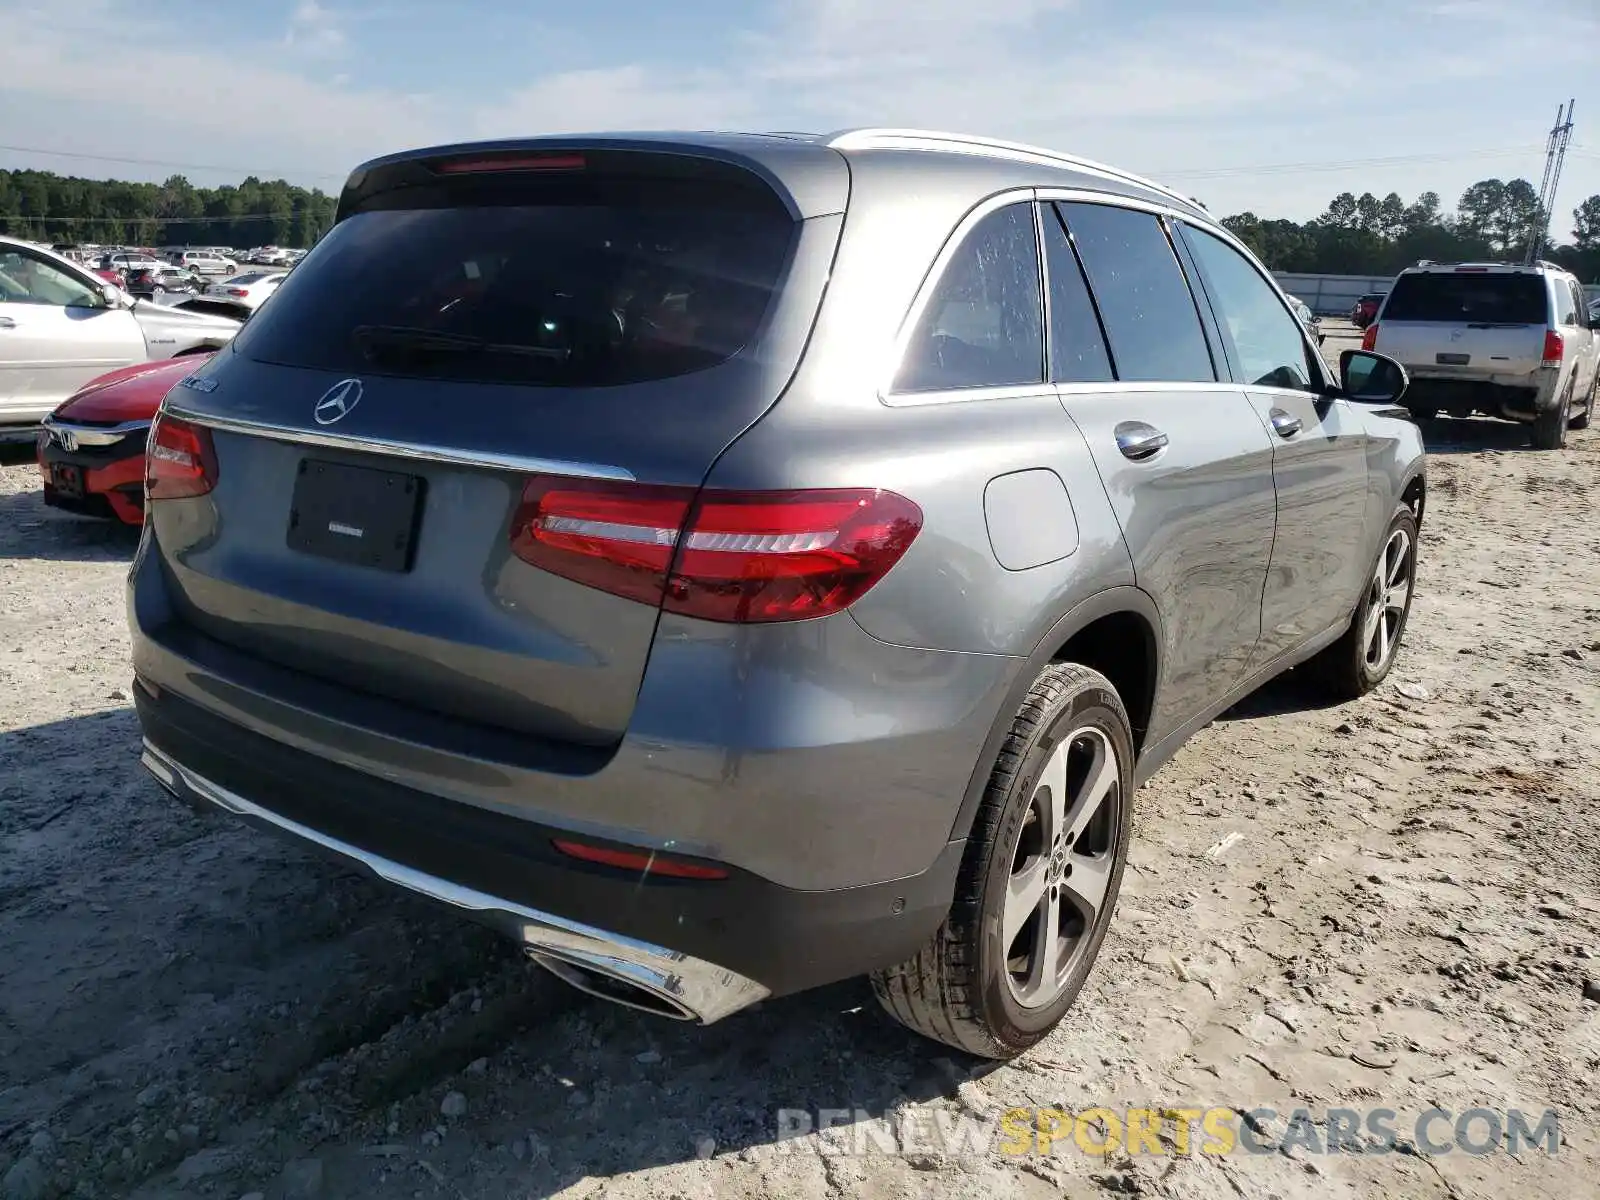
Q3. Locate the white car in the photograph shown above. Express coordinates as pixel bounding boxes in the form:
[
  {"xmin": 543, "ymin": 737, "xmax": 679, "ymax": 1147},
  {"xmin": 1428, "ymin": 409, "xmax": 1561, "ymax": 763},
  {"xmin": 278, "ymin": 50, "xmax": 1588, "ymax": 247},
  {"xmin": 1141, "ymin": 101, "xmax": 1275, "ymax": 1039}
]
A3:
[
  {"xmin": 204, "ymin": 271, "xmax": 287, "ymax": 308},
  {"xmin": 0, "ymin": 236, "xmax": 243, "ymax": 430}
]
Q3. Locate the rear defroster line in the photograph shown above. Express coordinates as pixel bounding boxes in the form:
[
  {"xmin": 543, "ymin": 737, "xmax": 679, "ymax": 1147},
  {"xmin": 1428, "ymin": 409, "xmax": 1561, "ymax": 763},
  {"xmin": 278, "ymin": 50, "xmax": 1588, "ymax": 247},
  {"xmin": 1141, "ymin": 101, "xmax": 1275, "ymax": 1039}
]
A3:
[{"xmin": 140, "ymin": 740, "xmax": 769, "ymax": 1024}]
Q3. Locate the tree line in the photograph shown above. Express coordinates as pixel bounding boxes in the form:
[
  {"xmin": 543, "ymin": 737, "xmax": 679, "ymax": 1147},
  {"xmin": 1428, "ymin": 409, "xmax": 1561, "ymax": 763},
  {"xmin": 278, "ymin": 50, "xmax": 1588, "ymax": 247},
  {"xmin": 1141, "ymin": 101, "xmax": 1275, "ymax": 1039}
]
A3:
[
  {"xmin": 1220, "ymin": 179, "xmax": 1600, "ymax": 281},
  {"xmin": 0, "ymin": 169, "xmax": 337, "ymax": 249}
]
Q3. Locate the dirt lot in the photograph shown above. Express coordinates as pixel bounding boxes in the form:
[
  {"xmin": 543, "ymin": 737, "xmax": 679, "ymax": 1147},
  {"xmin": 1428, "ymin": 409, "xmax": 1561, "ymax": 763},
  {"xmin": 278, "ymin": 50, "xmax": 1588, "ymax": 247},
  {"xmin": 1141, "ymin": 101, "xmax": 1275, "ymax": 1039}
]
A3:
[{"xmin": 3, "ymin": 326, "xmax": 1599, "ymax": 1199}]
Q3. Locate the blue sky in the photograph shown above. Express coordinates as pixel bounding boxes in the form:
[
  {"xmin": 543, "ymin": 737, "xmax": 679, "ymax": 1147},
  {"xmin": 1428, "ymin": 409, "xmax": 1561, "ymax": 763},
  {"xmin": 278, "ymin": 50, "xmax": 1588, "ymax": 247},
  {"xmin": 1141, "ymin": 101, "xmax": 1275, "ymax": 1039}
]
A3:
[{"xmin": 1, "ymin": 0, "xmax": 1597, "ymax": 230}]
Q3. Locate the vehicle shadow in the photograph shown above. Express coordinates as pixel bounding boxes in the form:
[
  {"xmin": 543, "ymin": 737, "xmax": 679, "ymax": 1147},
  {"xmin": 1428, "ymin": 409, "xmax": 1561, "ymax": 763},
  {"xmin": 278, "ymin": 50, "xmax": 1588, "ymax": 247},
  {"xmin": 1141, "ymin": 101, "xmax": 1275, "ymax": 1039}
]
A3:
[
  {"xmin": 1417, "ymin": 415, "xmax": 1542, "ymax": 455},
  {"xmin": 1217, "ymin": 668, "xmax": 1345, "ymax": 722},
  {"xmin": 0, "ymin": 708, "xmax": 989, "ymax": 1197},
  {"xmin": 0, "ymin": 485, "xmax": 140, "ymax": 562}
]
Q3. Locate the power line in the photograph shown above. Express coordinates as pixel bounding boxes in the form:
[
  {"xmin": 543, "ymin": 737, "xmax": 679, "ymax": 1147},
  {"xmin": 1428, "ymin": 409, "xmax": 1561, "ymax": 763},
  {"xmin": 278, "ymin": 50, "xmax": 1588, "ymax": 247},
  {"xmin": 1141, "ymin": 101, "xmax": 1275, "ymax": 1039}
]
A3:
[
  {"xmin": 0, "ymin": 143, "xmax": 345, "ymax": 181},
  {"xmin": 0, "ymin": 139, "xmax": 1565, "ymax": 188}
]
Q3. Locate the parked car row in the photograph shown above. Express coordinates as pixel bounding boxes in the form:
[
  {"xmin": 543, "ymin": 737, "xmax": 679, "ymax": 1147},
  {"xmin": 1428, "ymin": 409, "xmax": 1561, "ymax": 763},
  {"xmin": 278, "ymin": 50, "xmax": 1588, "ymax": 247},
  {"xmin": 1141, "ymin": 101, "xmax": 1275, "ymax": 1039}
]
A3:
[{"xmin": 103, "ymin": 130, "xmax": 1429, "ymax": 1062}]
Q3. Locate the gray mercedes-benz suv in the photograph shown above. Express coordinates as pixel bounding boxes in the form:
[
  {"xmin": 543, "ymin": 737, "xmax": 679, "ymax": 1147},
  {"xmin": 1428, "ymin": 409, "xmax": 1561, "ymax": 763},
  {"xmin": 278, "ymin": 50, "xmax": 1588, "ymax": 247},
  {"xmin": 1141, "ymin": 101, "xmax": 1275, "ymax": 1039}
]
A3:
[{"xmin": 128, "ymin": 129, "xmax": 1425, "ymax": 1059}]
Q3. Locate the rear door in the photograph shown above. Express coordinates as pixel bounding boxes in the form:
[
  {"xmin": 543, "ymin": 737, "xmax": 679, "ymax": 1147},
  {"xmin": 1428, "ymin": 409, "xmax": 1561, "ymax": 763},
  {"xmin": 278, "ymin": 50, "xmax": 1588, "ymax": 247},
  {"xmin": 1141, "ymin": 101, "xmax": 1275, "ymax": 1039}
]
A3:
[
  {"xmin": 1046, "ymin": 198, "xmax": 1277, "ymax": 741},
  {"xmin": 1175, "ymin": 220, "xmax": 1371, "ymax": 664},
  {"xmin": 0, "ymin": 245, "xmax": 145, "ymax": 417},
  {"xmin": 146, "ymin": 145, "xmax": 848, "ymax": 748}
]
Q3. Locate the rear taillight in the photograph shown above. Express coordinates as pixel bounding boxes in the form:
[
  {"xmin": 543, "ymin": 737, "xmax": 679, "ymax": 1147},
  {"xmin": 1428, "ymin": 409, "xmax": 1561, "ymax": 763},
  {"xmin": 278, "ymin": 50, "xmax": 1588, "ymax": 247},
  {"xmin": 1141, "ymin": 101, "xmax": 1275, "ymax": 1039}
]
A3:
[
  {"xmin": 510, "ymin": 477, "xmax": 923, "ymax": 624},
  {"xmin": 1542, "ymin": 329, "xmax": 1564, "ymax": 369},
  {"xmin": 1361, "ymin": 324, "xmax": 1378, "ymax": 351},
  {"xmin": 225, "ymin": 288, "xmax": 246, "ymax": 296},
  {"xmin": 146, "ymin": 413, "xmax": 217, "ymax": 500}
]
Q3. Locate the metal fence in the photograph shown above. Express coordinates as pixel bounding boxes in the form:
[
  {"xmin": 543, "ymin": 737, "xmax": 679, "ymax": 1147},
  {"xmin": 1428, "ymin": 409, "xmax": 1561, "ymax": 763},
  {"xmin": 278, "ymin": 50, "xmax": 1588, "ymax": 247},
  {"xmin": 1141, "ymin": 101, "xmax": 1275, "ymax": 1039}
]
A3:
[{"xmin": 1275, "ymin": 271, "xmax": 1600, "ymax": 317}]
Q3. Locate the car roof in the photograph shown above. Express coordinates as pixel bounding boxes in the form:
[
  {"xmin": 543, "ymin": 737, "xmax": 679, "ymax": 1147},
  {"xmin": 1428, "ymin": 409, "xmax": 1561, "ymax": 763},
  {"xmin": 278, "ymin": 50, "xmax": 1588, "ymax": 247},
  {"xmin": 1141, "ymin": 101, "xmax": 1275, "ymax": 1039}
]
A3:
[{"xmin": 339, "ymin": 127, "xmax": 1213, "ymax": 227}]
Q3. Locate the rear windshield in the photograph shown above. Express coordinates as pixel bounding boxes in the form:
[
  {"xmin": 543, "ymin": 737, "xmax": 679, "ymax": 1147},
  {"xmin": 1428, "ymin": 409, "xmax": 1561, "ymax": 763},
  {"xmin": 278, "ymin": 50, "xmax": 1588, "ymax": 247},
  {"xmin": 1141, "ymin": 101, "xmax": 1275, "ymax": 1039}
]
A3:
[
  {"xmin": 233, "ymin": 173, "xmax": 796, "ymax": 387},
  {"xmin": 1382, "ymin": 272, "xmax": 1548, "ymax": 324}
]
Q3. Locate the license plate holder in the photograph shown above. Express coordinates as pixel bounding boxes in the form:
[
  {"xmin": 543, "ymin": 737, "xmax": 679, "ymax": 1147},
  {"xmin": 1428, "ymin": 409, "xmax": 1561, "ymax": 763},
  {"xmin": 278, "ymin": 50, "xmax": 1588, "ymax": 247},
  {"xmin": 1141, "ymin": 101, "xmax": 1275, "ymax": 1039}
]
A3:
[
  {"xmin": 286, "ymin": 458, "xmax": 425, "ymax": 573},
  {"xmin": 1435, "ymin": 352, "xmax": 1471, "ymax": 366},
  {"xmin": 51, "ymin": 463, "xmax": 84, "ymax": 499}
]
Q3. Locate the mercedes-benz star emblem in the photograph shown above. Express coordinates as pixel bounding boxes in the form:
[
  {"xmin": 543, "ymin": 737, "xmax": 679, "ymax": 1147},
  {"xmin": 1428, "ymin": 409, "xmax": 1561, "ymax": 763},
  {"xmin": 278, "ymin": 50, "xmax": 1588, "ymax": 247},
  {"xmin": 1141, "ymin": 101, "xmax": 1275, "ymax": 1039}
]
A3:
[{"xmin": 313, "ymin": 378, "xmax": 363, "ymax": 425}]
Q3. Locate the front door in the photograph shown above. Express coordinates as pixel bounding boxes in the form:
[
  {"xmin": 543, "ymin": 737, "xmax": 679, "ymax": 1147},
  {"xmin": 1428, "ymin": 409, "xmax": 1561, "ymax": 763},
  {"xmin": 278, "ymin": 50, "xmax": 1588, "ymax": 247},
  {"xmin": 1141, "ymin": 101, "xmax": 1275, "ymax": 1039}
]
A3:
[{"xmin": 0, "ymin": 246, "xmax": 145, "ymax": 420}]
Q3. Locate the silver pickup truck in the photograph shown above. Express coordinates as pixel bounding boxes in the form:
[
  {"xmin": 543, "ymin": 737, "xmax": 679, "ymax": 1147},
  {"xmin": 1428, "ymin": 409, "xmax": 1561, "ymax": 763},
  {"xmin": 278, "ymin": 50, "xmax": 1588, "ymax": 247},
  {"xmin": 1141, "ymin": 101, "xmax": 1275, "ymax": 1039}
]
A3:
[{"xmin": 1367, "ymin": 260, "xmax": 1598, "ymax": 449}]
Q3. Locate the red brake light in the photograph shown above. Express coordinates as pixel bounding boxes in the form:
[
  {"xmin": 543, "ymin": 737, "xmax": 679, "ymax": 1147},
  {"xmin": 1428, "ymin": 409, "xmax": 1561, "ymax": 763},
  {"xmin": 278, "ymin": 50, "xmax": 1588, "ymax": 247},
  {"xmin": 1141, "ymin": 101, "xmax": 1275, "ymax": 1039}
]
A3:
[
  {"xmin": 1361, "ymin": 324, "xmax": 1378, "ymax": 352},
  {"xmin": 435, "ymin": 153, "xmax": 586, "ymax": 175},
  {"xmin": 510, "ymin": 479, "xmax": 923, "ymax": 623},
  {"xmin": 226, "ymin": 288, "xmax": 247, "ymax": 296},
  {"xmin": 551, "ymin": 839, "xmax": 728, "ymax": 880},
  {"xmin": 1543, "ymin": 329, "xmax": 1564, "ymax": 368},
  {"xmin": 146, "ymin": 412, "xmax": 217, "ymax": 500},
  {"xmin": 1454, "ymin": 266, "xmax": 1489, "ymax": 273}
]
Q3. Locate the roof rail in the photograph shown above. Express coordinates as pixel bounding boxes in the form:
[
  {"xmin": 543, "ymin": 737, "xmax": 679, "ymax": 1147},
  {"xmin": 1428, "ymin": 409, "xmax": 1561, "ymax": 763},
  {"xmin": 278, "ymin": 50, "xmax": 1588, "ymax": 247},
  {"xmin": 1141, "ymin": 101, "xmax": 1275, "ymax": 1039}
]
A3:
[{"xmin": 823, "ymin": 128, "xmax": 1200, "ymax": 211}]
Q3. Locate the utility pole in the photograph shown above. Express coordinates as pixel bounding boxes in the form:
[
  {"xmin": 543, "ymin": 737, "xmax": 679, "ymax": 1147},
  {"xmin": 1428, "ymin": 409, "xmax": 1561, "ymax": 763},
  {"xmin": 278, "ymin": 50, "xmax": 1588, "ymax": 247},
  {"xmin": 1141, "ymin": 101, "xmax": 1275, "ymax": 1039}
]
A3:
[{"xmin": 1526, "ymin": 99, "xmax": 1575, "ymax": 264}]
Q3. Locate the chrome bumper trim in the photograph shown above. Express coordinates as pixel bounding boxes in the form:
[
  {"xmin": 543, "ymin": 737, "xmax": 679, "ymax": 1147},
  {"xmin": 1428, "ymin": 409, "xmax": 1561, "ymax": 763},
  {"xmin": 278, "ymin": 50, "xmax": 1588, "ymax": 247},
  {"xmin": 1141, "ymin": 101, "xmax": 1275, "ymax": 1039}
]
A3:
[{"xmin": 140, "ymin": 740, "xmax": 769, "ymax": 1024}]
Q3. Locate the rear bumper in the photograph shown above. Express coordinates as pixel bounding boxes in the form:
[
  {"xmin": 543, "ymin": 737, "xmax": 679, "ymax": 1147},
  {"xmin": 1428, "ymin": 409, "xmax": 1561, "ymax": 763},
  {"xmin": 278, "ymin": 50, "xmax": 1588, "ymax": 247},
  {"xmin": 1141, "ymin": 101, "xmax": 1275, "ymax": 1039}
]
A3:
[
  {"xmin": 1398, "ymin": 371, "xmax": 1558, "ymax": 420},
  {"xmin": 134, "ymin": 677, "xmax": 966, "ymax": 1002}
]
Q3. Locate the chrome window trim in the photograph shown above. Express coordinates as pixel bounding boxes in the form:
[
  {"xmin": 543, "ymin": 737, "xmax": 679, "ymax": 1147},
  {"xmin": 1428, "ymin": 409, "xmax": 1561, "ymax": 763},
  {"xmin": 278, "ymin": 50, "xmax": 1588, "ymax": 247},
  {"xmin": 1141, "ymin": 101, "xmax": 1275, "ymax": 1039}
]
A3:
[
  {"xmin": 160, "ymin": 403, "xmax": 637, "ymax": 481},
  {"xmin": 884, "ymin": 188, "xmax": 1263, "ymax": 407}
]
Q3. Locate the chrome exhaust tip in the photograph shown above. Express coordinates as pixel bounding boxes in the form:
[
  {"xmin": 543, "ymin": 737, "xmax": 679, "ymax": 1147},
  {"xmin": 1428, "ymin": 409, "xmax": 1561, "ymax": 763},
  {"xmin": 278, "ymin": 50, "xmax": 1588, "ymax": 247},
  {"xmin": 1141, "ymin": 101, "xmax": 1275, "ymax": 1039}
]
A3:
[{"xmin": 528, "ymin": 951, "xmax": 698, "ymax": 1021}]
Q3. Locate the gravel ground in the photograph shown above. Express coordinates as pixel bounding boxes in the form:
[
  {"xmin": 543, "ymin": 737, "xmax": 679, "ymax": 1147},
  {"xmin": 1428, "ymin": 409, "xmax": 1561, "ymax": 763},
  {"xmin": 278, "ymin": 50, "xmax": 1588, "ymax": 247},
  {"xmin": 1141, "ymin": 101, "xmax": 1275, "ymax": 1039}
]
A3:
[{"xmin": 3, "ymin": 326, "xmax": 1599, "ymax": 1199}]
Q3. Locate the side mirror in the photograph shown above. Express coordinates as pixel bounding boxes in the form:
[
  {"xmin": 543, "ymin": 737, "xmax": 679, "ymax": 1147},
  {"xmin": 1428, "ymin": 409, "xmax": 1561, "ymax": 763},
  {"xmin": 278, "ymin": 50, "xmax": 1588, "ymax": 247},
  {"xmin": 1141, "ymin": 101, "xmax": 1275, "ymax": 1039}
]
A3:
[
  {"xmin": 1340, "ymin": 349, "xmax": 1408, "ymax": 403},
  {"xmin": 100, "ymin": 282, "xmax": 124, "ymax": 307}
]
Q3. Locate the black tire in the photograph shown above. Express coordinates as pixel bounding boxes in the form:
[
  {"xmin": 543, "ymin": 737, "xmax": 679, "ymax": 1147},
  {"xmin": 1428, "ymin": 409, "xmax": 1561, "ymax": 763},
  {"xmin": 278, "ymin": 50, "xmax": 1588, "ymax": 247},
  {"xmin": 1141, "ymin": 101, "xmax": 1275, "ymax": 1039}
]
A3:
[
  {"xmin": 1570, "ymin": 372, "xmax": 1595, "ymax": 431},
  {"xmin": 872, "ymin": 662, "xmax": 1133, "ymax": 1059},
  {"xmin": 1307, "ymin": 506, "xmax": 1419, "ymax": 700},
  {"xmin": 1531, "ymin": 381, "xmax": 1572, "ymax": 449}
]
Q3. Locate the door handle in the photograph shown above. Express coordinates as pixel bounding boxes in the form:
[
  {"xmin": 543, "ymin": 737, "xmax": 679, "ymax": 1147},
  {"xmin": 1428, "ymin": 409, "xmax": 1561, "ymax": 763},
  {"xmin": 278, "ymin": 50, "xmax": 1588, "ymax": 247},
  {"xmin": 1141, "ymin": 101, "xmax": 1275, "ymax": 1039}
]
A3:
[
  {"xmin": 1269, "ymin": 409, "xmax": 1302, "ymax": 438},
  {"xmin": 1114, "ymin": 421, "xmax": 1168, "ymax": 461}
]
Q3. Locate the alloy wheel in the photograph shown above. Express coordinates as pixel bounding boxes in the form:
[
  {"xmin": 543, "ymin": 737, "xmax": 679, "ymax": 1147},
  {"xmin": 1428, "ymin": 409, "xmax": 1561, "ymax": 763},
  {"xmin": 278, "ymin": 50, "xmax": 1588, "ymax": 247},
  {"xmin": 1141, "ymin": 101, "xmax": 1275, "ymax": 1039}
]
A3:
[
  {"xmin": 1003, "ymin": 727, "xmax": 1123, "ymax": 1009},
  {"xmin": 1363, "ymin": 527, "xmax": 1413, "ymax": 670}
]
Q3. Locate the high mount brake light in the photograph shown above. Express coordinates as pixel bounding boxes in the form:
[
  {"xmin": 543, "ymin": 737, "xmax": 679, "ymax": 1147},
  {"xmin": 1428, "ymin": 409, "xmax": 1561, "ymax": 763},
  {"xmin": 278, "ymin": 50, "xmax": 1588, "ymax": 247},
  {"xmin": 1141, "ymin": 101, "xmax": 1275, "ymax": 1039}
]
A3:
[
  {"xmin": 510, "ymin": 477, "xmax": 923, "ymax": 623},
  {"xmin": 433, "ymin": 153, "xmax": 587, "ymax": 175},
  {"xmin": 146, "ymin": 412, "xmax": 218, "ymax": 500}
]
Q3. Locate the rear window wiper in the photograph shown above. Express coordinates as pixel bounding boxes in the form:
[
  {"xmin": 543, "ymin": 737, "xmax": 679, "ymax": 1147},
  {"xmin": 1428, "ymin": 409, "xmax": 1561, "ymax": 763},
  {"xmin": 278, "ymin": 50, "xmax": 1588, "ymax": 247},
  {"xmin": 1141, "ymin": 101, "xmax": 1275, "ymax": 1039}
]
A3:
[{"xmin": 351, "ymin": 324, "xmax": 570, "ymax": 362}]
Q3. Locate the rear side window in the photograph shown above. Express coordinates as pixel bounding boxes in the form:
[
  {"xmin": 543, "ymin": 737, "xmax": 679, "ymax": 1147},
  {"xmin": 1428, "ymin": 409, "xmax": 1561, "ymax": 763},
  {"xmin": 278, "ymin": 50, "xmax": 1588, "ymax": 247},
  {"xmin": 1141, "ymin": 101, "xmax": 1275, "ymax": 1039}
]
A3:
[
  {"xmin": 894, "ymin": 203, "xmax": 1044, "ymax": 393},
  {"xmin": 233, "ymin": 171, "xmax": 796, "ymax": 387},
  {"xmin": 1382, "ymin": 272, "xmax": 1548, "ymax": 324},
  {"xmin": 1057, "ymin": 202, "xmax": 1214, "ymax": 383},
  {"xmin": 1554, "ymin": 280, "xmax": 1576, "ymax": 326},
  {"xmin": 1039, "ymin": 204, "xmax": 1113, "ymax": 383}
]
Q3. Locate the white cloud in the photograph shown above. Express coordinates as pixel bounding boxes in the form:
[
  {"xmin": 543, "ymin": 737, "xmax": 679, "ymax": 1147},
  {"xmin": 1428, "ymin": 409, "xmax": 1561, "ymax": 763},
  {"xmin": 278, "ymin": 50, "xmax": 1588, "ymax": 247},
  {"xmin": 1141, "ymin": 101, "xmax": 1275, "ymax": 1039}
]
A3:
[{"xmin": 283, "ymin": 0, "xmax": 345, "ymax": 56}]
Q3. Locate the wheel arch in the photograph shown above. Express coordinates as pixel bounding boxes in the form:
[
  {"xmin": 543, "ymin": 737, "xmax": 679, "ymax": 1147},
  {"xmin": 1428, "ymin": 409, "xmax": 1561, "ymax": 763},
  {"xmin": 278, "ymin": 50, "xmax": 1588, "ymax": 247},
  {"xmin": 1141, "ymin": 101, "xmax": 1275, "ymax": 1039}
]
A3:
[{"xmin": 946, "ymin": 586, "xmax": 1163, "ymax": 845}]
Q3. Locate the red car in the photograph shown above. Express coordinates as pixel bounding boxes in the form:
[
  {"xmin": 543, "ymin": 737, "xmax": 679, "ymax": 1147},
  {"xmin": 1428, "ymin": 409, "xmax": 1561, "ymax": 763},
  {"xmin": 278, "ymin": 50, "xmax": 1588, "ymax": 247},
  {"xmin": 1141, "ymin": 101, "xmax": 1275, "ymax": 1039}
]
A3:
[
  {"xmin": 1350, "ymin": 293, "xmax": 1384, "ymax": 329},
  {"xmin": 37, "ymin": 355, "xmax": 208, "ymax": 526}
]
